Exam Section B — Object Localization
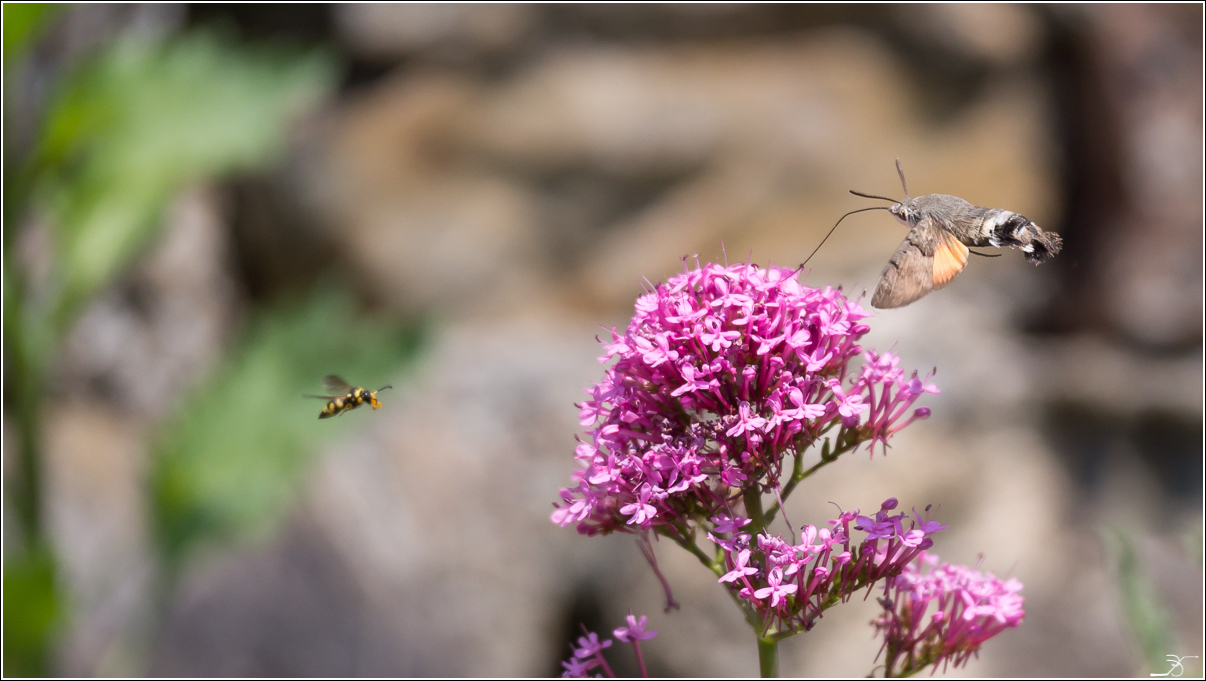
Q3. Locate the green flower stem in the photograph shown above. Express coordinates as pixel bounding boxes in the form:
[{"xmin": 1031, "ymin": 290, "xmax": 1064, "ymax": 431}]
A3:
[
  {"xmin": 672, "ymin": 531, "xmax": 721, "ymax": 574},
  {"xmin": 670, "ymin": 529, "xmax": 761, "ymax": 628},
  {"xmin": 757, "ymin": 635, "xmax": 779, "ymax": 677},
  {"xmin": 764, "ymin": 436, "xmax": 858, "ymax": 521},
  {"xmin": 744, "ymin": 486, "xmax": 767, "ymax": 533}
]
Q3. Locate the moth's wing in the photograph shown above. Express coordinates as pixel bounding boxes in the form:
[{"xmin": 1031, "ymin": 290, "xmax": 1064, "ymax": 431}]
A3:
[
  {"xmin": 931, "ymin": 227, "xmax": 969, "ymax": 291},
  {"xmin": 304, "ymin": 394, "xmax": 343, "ymax": 399},
  {"xmin": 323, "ymin": 375, "xmax": 353, "ymax": 393},
  {"xmin": 871, "ymin": 216, "xmax": 942, "ymax": 309}
]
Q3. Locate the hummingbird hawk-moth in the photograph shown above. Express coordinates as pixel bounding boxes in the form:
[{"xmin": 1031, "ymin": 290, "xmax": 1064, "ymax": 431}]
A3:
[{"xmin": 804, "ymin": 160, "xmax": 1063, "ymax": 309}]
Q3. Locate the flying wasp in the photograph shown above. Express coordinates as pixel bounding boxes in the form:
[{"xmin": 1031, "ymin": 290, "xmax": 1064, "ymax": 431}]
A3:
[{"xmin": 306, "ymin": 375, "xmax": 392, "ymax": 419}]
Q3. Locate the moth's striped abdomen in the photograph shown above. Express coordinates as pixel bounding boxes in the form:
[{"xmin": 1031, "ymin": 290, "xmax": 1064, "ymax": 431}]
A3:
[{"xmin": 978, "ymin": 209, "xmax": 1063, "ymax": 264}]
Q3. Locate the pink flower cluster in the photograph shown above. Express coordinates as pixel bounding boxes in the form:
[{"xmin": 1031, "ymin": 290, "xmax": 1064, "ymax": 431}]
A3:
[
  {"xmin": 561, "ymin": 615, "xmax": 658, "ymax": 678},
  {"xmin": 552, "ymin": 261, "xmax": 937, "ymax": 535},
  {"xmin": 873, "ymin": 552, "xmax": 1025, "ymax": 675},
  {"xmin": 710, "ymin": 499, "xmax": 947, "ymax": 633}
]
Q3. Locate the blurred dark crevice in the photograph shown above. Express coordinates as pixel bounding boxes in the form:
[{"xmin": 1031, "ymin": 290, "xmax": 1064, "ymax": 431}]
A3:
[
  {"xmin": 342, "ymin": 58, "xmax": 401, "ymax": 93},
  {"xmin": 221, "ymin": 172, "xmax": 413, "ymax": 320},
  {"xmin": 548, "ymin": 583, "xmax": 628, "ymax": 678},
  {"xmin": 221, "ymin": 175, "xmax": 342, "ymax": 306},
  {"xmin": 1042, "ymin": 401, "xmax": 1204, "ymax": 506},
  {"xmin": 1024, "ymin": 9, "xmax": 1127, "ymax": 341},
  {"xmin": 1023, "ymin": 6, "xmax": 1203, "ymax": 355},
  {"xmin": 185, "ymin": 4, "xmax": 335, "ymax": 47},
  {"xmin": 1129, "ymin": 411, "xmax": 1205, "ymax": 501},
  {"xmin": 538, "ymin": 4, "xmax": 891, "ymax": 45}
]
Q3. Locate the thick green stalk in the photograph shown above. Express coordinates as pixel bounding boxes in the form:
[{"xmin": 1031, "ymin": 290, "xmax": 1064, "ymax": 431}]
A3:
[
  {"xmin": 757, "ymin": 636, "xmax": 779, "ymax": 677},
  {"xmin": 744, "ymin": 486, "xmax": 767, "ymax": 532}
]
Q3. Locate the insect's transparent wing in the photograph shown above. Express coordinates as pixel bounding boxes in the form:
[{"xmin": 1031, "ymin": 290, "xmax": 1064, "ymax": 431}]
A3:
[{"xmin": 323, "ymin": 375, "xmax": 353, "ymax": 393}]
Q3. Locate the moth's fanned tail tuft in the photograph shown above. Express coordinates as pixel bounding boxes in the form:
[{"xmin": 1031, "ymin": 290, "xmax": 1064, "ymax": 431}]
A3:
[{"xmin": 1022, "ymin": 227, "xmax": 1063, "ymax": 265}]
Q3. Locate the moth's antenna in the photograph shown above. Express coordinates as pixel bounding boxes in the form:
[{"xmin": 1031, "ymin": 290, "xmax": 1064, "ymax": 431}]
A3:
[
  {"xmin": 968, "ymin": 250, "xmax": 1002, "ymax": 258},
  {"xmin": 849, "ymin": 189, "xmax": 899, "ymax": 203},
  {"xmin": 895, "ymin": 158, "xmax": 909, "ymax": 199},
  {"xmin": 800, "ymin": 206, "xmax": 891, "ymax": 267}
]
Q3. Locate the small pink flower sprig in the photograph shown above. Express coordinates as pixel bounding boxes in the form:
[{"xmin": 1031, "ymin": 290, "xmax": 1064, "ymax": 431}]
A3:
[
  {"xmin": 561, "ymin": 614, "xmax": 658, "ymax": 678},
  {"xmin": 710, "ymin": 499, "xmax": 948, "ymax": 638},
  {"xmin": 873, "ymin": 553, "xmax": 1025, "ymax": 677},
  {"xmin": 552, "ymin": 260, "xmax": 937, "ymax": 543}
]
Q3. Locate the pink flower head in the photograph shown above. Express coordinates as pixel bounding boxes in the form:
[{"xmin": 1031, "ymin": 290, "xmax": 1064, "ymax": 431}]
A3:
[
  {"xmin": 553, "ymin": 260, "xmax": 937, "ymax": 537},
  {"xmin": 874, "ymin": 553, "xmax": 1024, "ymax": 675}
]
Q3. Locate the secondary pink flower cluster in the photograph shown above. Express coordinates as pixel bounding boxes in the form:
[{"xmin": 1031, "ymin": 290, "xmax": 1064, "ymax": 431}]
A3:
[
  {"xmin": 710, "ymin": 498, "xmax": 947, "ymax": 633},
  {"xmin": 552, "ymin": 261, "xmax": 937, "ymax": 535},
  {"xmin": 561, "ymin": 615, "xmax": 658, "ymax": 678},
  {"xmin": 873, "ymin": 552, "xmax": 1025, "ymax": 675}
]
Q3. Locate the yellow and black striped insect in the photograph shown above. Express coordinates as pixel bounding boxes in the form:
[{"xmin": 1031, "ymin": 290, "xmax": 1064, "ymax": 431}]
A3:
[{"xmin": 306, "ymin": 375, "xmax": 393, "ymax": 419}]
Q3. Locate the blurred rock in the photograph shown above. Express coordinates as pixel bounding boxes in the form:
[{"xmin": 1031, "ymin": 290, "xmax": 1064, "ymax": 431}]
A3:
[
  {"xmin": 301, "ymin": 73, "xmax": 543, "ymax": 316},
  {"xmin": 46, "ymin": 186, "xmax": 241, "ymax": 675},
  {"xmin": 892, "ymin": 4, "xmax": 1045, "ymax": 68},
  {"xmin": 55, "ymin": 187, "xmax": 239, "ymax": 423},
  {"xmin": 305, "ymin": 311, "xmax": 622, "ymax": 675},
  {"xmin": 149, "ymin": 511, "xmax": 364, "ymax": 677},
  {"xmin": 334, "ymin": 4, "xmax": 537, "ymax": 63},
  {"xmin": 304, "ymin": 31, "xmax": 1059, "ymax": 317},
  {"xmin": 43, "ymin": 403, "xmax": 153, "ymax": 677},
  {"xmin": 1033, "ymin": 334, "xmax": 1202, "ymax": 418}
]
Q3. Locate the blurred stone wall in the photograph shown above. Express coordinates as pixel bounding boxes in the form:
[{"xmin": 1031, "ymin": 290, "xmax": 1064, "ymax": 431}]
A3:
[{"xmin": 20, "ymin": 4, "xmax": 1201, "ymax": 677}]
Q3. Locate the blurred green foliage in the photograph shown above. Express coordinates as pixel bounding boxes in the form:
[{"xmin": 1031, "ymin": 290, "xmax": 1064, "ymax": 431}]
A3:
[
  {"xmin": 1110, "ymin": 529, "xmax": 1174, "ymax": 674},
  {"xmin": 1, "ymin": 547, "xmax": 57, "ymax": 677},
  {"xmin": 1185, "ymin": 520, "xmax": 1204, "ymax": 569},
  {"xmin": 34, "ymin": 30, "xmax": 337, "ymax": 326},
  {"xmin": 2, "ymin": 3, "xmax": 59, "ymax": 62},
  {"xmin": 152, "ymin": 286, "xmax": 424, "ymax": 570},
  {"xmin": 1108, "ymin": 528, "xmax": 1202, "ymax": 677}
]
